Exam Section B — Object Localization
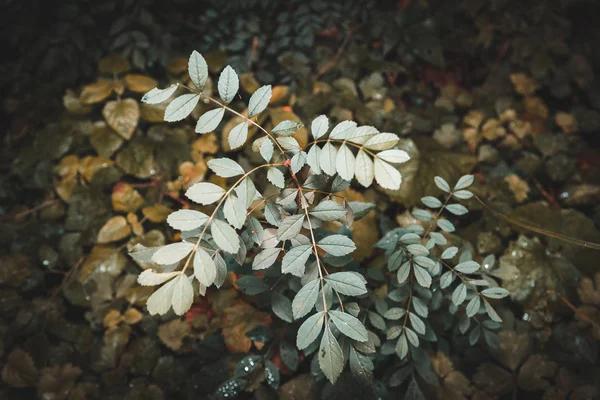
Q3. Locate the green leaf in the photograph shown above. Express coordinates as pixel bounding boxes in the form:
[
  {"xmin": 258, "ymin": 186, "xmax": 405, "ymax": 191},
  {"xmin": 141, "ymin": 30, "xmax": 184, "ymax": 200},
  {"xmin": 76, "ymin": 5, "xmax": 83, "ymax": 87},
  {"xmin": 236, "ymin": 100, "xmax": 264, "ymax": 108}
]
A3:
[
  {"xmin": 267, "ymin": 167, "xmax": 285, "ymax": 188},
  {"xmin": 164, "ymin": 94, "xmax": 200, "ymax": 122},
  {"xmin": 414, "ymin": 256, "xmax": 435, "ymax": 269},
  {"xmin": 138, "ymin": 270, "xmax": 179, "ymax": 286},
  {"xmin": 409, "ymin": 312, "xmax": 425, "ymax": 335},
  {"xmin": 224, "ymin": 194, "xmax": 246, "ymax": 229},
  {"xmin": 319, "ymin": 142, "xmax": 337, "ymax": 176},
  {"xmin": 310, "ymin": 200, "xmax": 346, "ymax": 221},
  {"xmin": 253, "ymin": 247, "xmax": 281, "ymax": 270},
  {"xmin": 421, "ymin": 196, "xmax": 442, "ymax": 208},
  {"xmin": 297, "ymin": 311, "xmax": 325, "ymax": 349},
  {"xmin": 151, "ymin": 242, "xmax": 195, "ymax": 265},
  {"xmin": 248, "ymin": 85, "xmax": 272, "ymax": 117},
  {"xmin": 329, "ymin": 310, "xmax": 368, "ymax": 342},
  {"xmin": 466, "ymin": 296, "xmax": 480, "ymax": 317},
  {"xmin": 276, "ymin": 214, "xmax": 304, "ymax": 241},
  {"xmin": 349, "ymin": 346, "xmax": 373, "ymax": 384},
  {"xmin": 185, "ymin": 182, "xmax": 226, "ymax": 205},
  {"xmin": 412, "ymin": 297, "xmax": 428, "ymax": 318},
  {"xmin": 452, "ymin": 190, "xmax": 473, "ymax": 199},
  {"xmin": 272, "ymin": 120, "xmax": 303, "ymax": 136},
  {"xmin": 406, "ymin": 244, "xmax": 428, "ymax": 256},
  {"xmin": 247, "ymin": 216, "xmax": 264, "ymax": 245},
  {"xmin": 455, "ymin": 261, "xmax": 480, "ymax": 274},
  {"xmin": 211, "ymin": 219, "xmax": 240, "ymax": 253},
  {"xmin": 454, "ymin": 174, "xmax": 474, "ymax": 190},
  {"xmin": 272, "ymin": 292, "xmax": 293, "ymax": 322},
  {"xmin": 306, "ymin": 144, "xmax": 322, "ymax": 174},
  {"xmin": 317, "ymin": 235, "xmax": 356, "ymax": 256},
  {"xmin": 167, "ymin": 210, "xmax": 209, "ymax": 231},
  {"xmin": 236, "ymin": 178, "xmax": 257, "ymax": 208},
  {"xmin": 329, "ymin": 120, "xmax": 357, "ymax": 140},
  {"xmin": 188, "ymin": 50, "xmax": 208, "ymax": 90},
  {"xmin": 397, "ymin": 261, "xmax": 411, "ymax": 284},
  {"xmin": 319, "ymin": 322, "xmax": 344, "ymax": 383},
  {"xmin": 142, "ymin": 84, "xmax": 178, "ymax": 104},
  {"xmin": 369, "ymin": 311, "xmax": 386, "ymax": 331},
  {"xmin": 292, "ymin": 279, "xmax": 320, "ymax": 319},
  {"xmin": 412, "ymin": 209, "xmax": 433, "ymax": 221},
  {"xmin": 484, "ymin": 301, "xmax": 503, "ymax": 322},
  {"xmin": 260, "ymin": 138, "xmax": 274, "ymax": 162},
  {"xmin": 413, "ymin": 264, "xmax": 432, "ymax": 288},
  {"xmin": 364, "ymin": 133, "xmax": 399, "ymax": 151},
  {"xmin": 207, "ymin": 157, "xmax": 245, "ymax": 177},
  {"xmin": 348, "ymin": 125, "xmax": 378, "ymax": 145},
  {"xmin": 311, "ymin": 115, "xmax": 329, "ymax": 139},
  {"xmin": 336, "ymin": 144, "xmax": 355, "ymax": 181},
  {"xmin": 446, "ymin": 203, "xmax": 468, "ymax": 215},
  {"xmin": 193, "ymin": 248, "xmax": 216, "ymax": 287},
  {"xmin": 171, "ymin": 274, "xmax": 194, "ymax": 315},
  {"xmin": 441, "ymin": 246, "xmax": 458, "ymax": 259},
  {"xmin": 405, "ymin": 327, "xmax": 419, "ymax": 347},
  {"xmin": 196, "ymin": 107, "xmax": 225, "ymax": 134},
  {"xmin": 281, "ymin": 244, "xmax": 312, "ymax": 277},
  {"xmin": 395, "ymin": 333, "xmax": 408, "ymax": 359},
  {"xmin": 236, "ymin": 276, "xmax": 269, "ymax": 295},
  {"xmin": 374, "ymin": 158, "xmax": 401, "ymax": 190},
  {"xmin": 384, "ymin": 307, "xmax": 406, "ymax": 320},
  {"xmin": 325, "ymin": 272, "xmax": 367, "ymax": 296},
  {"xmin": 291, "ymin": 151, "xmax": 307, "ymax": 174},
  {"xmin": 437, "ymin": 219, "xmax": 455, "ymax": 232},
  {"xmin": 218, "ymin": 65, "xmax": 239, "ymax": 104},
  {"xmin": 434, "ymin": 176, "xmax": 451, "ymax": 193},
  {"xmin": 481, "ymin": 287, "xmax": 509, "ymax": 299},
  {"xmin": 348, "ymin": 201, "xmax": 375, "ymax": 219},
  {"xmin": 452, "ymin": 283, "xmax": 467, "ymax": 306},
  {"xmin": 147, "ymin": 277, "xmax": 176, "ymax": 315},
  {"xmin": 440, "ymin": 271, "xmax": 454, "ymax": 289},
  {"xmin": 377, "ymin": 149, "xmax": 410, "ymax": 164},
  {"xmin": 214, "ymin": 253, "xmax": 227, "ymax": 288},
  {"xmin": 228, "ymin": 121, "xmax": 249, "ymax": 150}
]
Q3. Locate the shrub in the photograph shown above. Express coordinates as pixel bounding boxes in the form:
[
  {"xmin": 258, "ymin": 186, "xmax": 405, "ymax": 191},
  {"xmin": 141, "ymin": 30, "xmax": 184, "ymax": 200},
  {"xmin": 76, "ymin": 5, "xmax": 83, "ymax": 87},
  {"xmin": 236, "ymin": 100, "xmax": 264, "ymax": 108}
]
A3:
[{"xmin": 131, "ymin": 51, "xmax": 508, "ymax": 393}]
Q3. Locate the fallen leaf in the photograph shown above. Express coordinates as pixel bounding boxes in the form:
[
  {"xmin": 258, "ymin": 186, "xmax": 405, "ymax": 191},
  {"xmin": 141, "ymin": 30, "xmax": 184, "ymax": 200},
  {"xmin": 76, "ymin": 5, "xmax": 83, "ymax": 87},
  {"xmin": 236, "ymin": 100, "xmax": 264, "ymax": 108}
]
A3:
[
  {"xmin": 89, "ymin": 122, "xmax": 124, "ymax": 158},
  {"xmin": 504, "ymin": 174, "xmax": 530, "ymax": 202},
  {"xmin": 124, "ymin": 74, "xmax": 158, "ymax": 93},
  {"xmin": 1, "ymin": 349, "xmax": 38, "ymax": 388},
  {"xmin": 112, "ymin": 183, "xmax": 145, "ymax": 213},
  {"xmin": 240, "ymin": 72, "xmax": 260, "ymax": 93},
  {"xmin": 555, "ymin": 112, "xmax": 578, "ymax": 135},
  {"xmin": 38, "ymin": 364, "xmax": 81, "ymax": 400},
  {"xmin": 123, "ymin": 308, "xmax": 143, "ymax": 325},
  {"xmin": 63, "ymin": 89, "xmax": 92, "ymax": 115},
  {"xmin": 98, "ymin": 53, "xmax": 131, "ymax": 74},
  {"xmin": 192, "ymin": 132, "xmax": 219, "ymax": 159},
  {"xmin": 167, "ymin": 57, "xmax": 188, "ymax": 75},
  {"xmin": 103, "ymin": 309, "xmax": 123, "ymax": 329},
  {"xmin": 510, "ymin": 73, "xmax": 538, "ymax": 96},
  {"xmin": 103, "ymin": 99, "xmax": 140, "ymax": 140},
  {"xmin": 221, "ymin": 302, "xmax": 272, "ymax": 353},
  {"xmin": 80, "ymin": 80, "xmax": 113, "ymax": 104},
  {"xmin": 78, "ymin": 156, "xmax": 114, "ymax": 182},
  {"xmin": 157, "ymin": 319, "xmax": 191, "ymax": 351},
  {"xmin": 142, "ymin": 204, "xmax": 174, "ymax": 223},
  {"xmin": 97, "ymin": 216, "xmax": 131, "ymax": 243},
  {"xmin": 79, "ymin": 245, "xmax": 127, "ymax": 282}
]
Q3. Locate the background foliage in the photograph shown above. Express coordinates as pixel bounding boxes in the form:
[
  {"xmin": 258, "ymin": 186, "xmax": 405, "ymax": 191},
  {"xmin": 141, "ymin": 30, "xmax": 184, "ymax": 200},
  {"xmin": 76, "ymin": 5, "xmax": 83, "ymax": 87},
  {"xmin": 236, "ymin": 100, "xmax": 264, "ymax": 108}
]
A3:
[{"xmin": 1, "ymin": 0, "xmax": 600, "ymax": 399}]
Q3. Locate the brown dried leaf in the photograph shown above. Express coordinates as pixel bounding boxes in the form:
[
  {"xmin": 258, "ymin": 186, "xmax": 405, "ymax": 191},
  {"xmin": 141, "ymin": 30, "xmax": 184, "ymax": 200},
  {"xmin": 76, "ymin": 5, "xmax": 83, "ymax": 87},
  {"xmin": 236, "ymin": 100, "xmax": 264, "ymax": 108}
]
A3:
[
  {"xmin": 192, "ymin": 132, "xmax": 219, "ymax": 159},
  {"xmin": 0, "ymin": 255, "xmax": 31, "ymax": 287},
  {"xmin": 122, "ymin": 308, "xmax": 143, "ymax": 325},
  {"xmin": 157, "ymin": 319, "xmax": 191, "ymax": 351},
  {"xmin": 270, "ymin": 85, "xmax": 290, "ymax": 104},
  {"xmin": 179, "ymin": 161, "xmax": 208, "ymax": 189},
  {"xmin": 221, "ymin": 303, "xmax": 272, "ymax": 353},
  {"xmin": 504, "ymin": 174, "xmax": 530, "ymax": 203},
  {"xmin": 79, "ymin": 245, "xmax": 127, "ymax": 282},
  {"xmin": 141, "ymin": 103, "xmax": 168, "ymax": 122},
  {"xmin": 1, "ymin": 348, "xmax": 38, "ymax": 388},
  {"xmin": 112, "ymin": 183, "xmax": 145, "ymax": 213},
  {"xmin": 481, "ymin": 118, "xmax": 506, "ymax": 141},
  {"xmin": 510, "ymin": 73, "xmax": 538, "ymax": 96},
  {"xmin": 103, "ymin": 99, "xmax": 140, "ymax": 140},
  {"xmin": 98, "ymin": 54, "xmax": 131, "ymax": 75},
  {"xmin": 78, "ymin": 156, "xmax": 114, "ymax": 182},
  {"xmin": 432, "ymin": 352, "xmax": 473, "ymax": 400},
  {"xmin": 555, "ymin": 112, "xmax": 578, "ymax": 135},
  {"xmin": 463, "ymin": 110, "xmax": 485, "ymax": 128},
  {"xmin": 38, "ymin": 364, "xmax": 82, "ymax": 400},
  {"xmin": 240, "ymin": 72, "xmax": 260, "ymax": 93},
  {"xmin": 124, "ymin": 74, "xmax": 158, "ymax": 93},
  {"xmin": 80, "ymin": 80, "xmax": 113, "ymax": 104},
  {"xmin": 578, "ymin": 273, "xmax": 600, "ymax": 305},
  {"xmin": 63, "ymin": 90, "xmax": 92, "ymax": 115},
  {"xmin": 142, "ymin": 204, "xmax": 173, "ymax": 223},
  {"xmin": 167, "ymin": 57, "xmax": 188, "ymax": 75},
  {"xmin": 523, "ymin": 96, "xmax": 549, "ymax": 120},
  {"xmin": 97, "ymin": 216, "xmax": 131, "ymax": 243},
  {"xmin": 103, "ymin": 309, "xmax": 123, "ymax": 329},
  {"xmin": 473, "ymin": 363, "xmax": 512, "ymax": 397},
  {"xmin": 516, "ymin": 355, "xmax": 557, "ymax": 392}
]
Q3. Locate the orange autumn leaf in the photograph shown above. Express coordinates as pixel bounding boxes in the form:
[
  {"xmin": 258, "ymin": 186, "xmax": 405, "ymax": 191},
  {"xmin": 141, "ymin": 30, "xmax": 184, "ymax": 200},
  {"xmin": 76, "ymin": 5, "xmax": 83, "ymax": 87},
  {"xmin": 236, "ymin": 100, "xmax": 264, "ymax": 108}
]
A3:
[{"xmin": 220, "ymin": 303, "xmax": 272, "ymax": 353}]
